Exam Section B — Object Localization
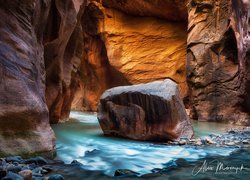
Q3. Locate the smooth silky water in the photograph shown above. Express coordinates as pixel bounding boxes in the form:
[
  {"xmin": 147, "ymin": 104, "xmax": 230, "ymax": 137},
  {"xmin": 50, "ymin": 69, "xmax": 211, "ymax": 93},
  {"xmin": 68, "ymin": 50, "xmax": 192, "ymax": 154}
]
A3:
[{"xmin": 51, "ymin": 111, "xmax": 250, "ymax": 179}]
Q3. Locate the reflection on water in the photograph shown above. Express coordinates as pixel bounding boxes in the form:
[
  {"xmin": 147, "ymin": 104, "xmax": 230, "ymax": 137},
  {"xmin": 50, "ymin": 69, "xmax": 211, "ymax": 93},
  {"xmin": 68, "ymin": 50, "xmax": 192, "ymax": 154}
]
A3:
[
  {"xmin": 192, "ymin": 120, "xmax": 241, "ymax": 137},
  {"xmin": 51, "ymin": 111, "xmax": 247, "ymax": 177}
]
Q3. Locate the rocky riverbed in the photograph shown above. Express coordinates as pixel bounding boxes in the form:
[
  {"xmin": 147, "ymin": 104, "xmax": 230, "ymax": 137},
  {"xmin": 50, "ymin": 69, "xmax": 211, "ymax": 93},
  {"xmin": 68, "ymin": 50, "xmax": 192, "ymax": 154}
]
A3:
[
  {"xmin": 166, "ymin": 127, "xmax": 250, "ymax": 148},
  {"xmin": 1, "ymin": 128, "xmax": 249, "ymax": 179}
]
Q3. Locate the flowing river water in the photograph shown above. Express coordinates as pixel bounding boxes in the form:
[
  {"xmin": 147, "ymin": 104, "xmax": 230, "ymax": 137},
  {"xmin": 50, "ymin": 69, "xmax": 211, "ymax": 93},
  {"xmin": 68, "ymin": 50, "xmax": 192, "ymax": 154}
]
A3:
[{"xmin": 51, "ymin": 111, "xmax": 250, "ymax": 179}]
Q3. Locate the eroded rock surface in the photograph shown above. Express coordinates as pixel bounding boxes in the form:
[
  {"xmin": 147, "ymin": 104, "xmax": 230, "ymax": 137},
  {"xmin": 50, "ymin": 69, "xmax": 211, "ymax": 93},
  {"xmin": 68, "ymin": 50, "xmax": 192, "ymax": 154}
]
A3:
[
  {"xmin": 187, "ymin": 0, "xmax": 250, "ymax": 125},
  {"xmin": 98, "ymin": 79, "xmax": 194, "ymax": 141},
  {"xmin": 44, "ymin": 0, "xmax": 87, "ymax": 123},
  {"xmin": 102, "ymin": 0, "xmax": 188, "ymax": 21},
  {"xmin": 71, "ymin": 0, "xmax": 188, "ymax": 112},
  {"xmin": 0, "ymin": 0, "xmax": 55, "ymax": 155}
]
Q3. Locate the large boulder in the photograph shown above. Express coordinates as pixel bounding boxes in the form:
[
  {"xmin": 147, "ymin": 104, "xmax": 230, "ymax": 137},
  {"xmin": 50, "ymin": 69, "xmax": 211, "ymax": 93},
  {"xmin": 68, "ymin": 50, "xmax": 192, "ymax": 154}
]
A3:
[{"xmin": 97, "ymin": 79, "xmax": 194, "ymax": 141}]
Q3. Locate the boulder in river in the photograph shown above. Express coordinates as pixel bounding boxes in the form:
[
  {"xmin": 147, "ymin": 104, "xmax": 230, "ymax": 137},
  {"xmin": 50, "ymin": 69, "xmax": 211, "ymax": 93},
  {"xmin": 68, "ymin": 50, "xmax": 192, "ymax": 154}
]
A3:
[{"xmin": 97, "ymin": 79, "xmax": 194, "ymax": 141}]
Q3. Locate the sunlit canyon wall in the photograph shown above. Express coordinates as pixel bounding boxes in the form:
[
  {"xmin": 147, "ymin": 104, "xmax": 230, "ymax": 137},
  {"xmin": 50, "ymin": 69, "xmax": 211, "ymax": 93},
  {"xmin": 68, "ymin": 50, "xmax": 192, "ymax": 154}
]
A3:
[{"xmin": 71, "ymin": 0, "xmax": 189, "ymax": 114}]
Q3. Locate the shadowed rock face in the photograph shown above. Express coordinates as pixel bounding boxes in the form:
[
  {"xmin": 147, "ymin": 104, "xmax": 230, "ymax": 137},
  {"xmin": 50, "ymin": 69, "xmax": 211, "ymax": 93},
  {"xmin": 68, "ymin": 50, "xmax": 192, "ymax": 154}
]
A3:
[
  {"xmin": 0, "ymin": 0, "xmax": 55, "ymax": 155},
  {"xmin": 102, "ymin": 0, "xmax": 188, "ymax": 21},
  {"xmin": 98, "ymin": 79, "xmax": 194, "ymax": 141},
  {"xmin": 44, "ymin": 0, "xmax": 86, "ymax": 123},
  {"xmin": 187, "ymin": 0, "xmax": 250, "ymax": 125}
]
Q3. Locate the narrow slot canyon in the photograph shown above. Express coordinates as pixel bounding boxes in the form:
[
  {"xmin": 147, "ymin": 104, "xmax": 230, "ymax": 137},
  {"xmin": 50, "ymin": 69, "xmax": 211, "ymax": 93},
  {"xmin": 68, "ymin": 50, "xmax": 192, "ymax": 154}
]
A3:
[{"xmin": 0, "ymin": 0, "xmax": 249, "ymax": 179}]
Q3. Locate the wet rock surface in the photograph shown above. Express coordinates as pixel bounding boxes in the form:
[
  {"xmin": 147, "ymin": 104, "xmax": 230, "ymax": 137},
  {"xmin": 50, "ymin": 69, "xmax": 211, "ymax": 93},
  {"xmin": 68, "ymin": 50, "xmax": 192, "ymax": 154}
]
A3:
[
  {"xmin": 0, "ymin": 156, "xmax": 110, "ymax": 180},
  {"xmin": 98, "ymin": 79, "xmax": 194, "ymax": 141},
  {"xmin": 166, "ymin": 127, "xmax": 250, "ymax": 148}
]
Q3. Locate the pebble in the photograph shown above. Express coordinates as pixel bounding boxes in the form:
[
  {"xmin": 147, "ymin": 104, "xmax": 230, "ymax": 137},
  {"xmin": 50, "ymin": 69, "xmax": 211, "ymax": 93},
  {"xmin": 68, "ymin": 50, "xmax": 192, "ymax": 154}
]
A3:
[
  {"xmin": 32, "ymin": 167, "xmax": 43, "ymax": 174},
  {"xmin": 0, "ymin": 169, "xmax": 7, "ymax": 179},
  {"xmin": 42, "ymin": 165, "xmax": 53, "ymax": 172},
  {"xmin": 6, "ymin": 156, "xmax": 23, "ymax": 163},
  {"xmin": 32, "ymin": 172, "xmax": 43, "ymax": 177},
  {"xmin": 70, "ymin": 160, "xmax": 83, "ymax": 165},
  {"xmin": 225, "ymin": 142, "xmax": 235, "ymax": 146},
  {"xmin": 195, "ymin": 140, "xmax": 202, "ymax": 146},
  {"xmin": 18, "ymin": 170, "xmax": 32, "ymax": 180},
  {"xmin": 25, "ymin": 157, "xmax": 48, "ymax": 166},
  {"xmin": 2, "ymin": 172, "xmax": 24, "ymax": 180},
  {"xmin": 242, "ymin": 140, "xmax": 249, "ymax": 144},
  {"xmin": 114, "ymin": 169, "xmax": 139, "ymax": 177},
  {"xmin": 48, "ymin": 174, "xmax": 64, "ymax": 180},
  {"xmin": 7, "ymin": 165, "xmax": 22, "ymax": 173},
  {"xmin": 178, "ymin": 140, "xmax": 187, "ymax": 145},
  {"xmin": 206, "ymin": 139, "xmax": 216, "ymax": 144}
]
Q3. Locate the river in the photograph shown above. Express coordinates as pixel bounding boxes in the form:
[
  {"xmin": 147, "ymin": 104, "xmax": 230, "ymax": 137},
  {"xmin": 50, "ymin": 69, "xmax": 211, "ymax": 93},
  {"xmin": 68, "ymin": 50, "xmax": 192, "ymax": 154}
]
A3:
[{"xmin": 51, "ymin": 111, "xmax": 250, "ymax": 179}]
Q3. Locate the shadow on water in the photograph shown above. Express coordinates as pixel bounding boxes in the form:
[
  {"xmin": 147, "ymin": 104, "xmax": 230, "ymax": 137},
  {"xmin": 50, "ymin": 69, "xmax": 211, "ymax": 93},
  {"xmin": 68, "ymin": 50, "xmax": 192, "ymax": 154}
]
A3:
[{"xmin": 51, "ymin": 111, "xmax": 250, "ymax": 179}]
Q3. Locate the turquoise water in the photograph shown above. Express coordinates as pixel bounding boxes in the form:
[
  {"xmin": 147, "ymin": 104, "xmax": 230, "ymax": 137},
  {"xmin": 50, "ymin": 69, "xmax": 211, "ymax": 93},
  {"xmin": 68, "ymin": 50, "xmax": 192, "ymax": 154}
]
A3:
[{"xmin": 51, "ymin": 111, "xmax": 250, "ymax": 178}]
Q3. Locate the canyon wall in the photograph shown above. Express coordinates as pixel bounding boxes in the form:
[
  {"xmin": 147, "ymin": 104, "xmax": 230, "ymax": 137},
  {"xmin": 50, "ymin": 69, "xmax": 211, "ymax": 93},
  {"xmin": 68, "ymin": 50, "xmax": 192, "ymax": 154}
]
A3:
[
  {"xmin": 43, "ymin": 0, "xmax": 86, "ymax": 123},
  {"xmin": 0, "ymin": 0, "xmax": 55, "ymax": 155},
  {"xmin": 71, "ymin": 0, "xmax": 189, "ymax": 112},
  {"xmin": 187, "ymin": 0, "xmax": 250, "ymax": 125}
]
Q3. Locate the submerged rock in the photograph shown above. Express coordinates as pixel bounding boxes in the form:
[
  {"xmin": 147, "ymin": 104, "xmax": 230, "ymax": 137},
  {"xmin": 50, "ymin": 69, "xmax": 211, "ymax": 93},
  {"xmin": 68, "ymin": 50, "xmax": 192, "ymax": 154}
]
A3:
[
  {"xmin": 98, "ymin": 79, "xmax": 194, "ymax": 141},
  {"xmin": 114, "ymin": 169, "xmax": 139, "ymax": 177},
  {"xmin": 48, "ymin": 174, "xmax": 64, "ymax": 180}
]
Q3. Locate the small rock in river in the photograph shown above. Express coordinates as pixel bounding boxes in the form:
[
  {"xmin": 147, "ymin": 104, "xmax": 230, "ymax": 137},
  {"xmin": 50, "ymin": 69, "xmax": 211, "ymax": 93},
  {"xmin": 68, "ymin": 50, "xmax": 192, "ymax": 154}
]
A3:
[
  {"xmin": 2, "ymin": 172, "xmax": 24, "ymax": 180},
  {"xmin": 6, "ymin": 156, "xmax": 23, "ymax": 163},
  {"xmin": 195, "ymin": 140, "xmax": 202, "ymax": 146},
  {"xmin": 70, "ymin": 160, "xmax": 83, "ymax": 165},
  {"xmin": 18, "ymin": 170, "xmax": 32, "ymax": 180},
  {"xmin": 205, "ymin": 137, "xmax": 215, "ymax": 144},
  {"xmin": 114, "ymin": 169, "xmax": 139, "ymax": 177},
  {"xmin": 7, "ymin": 165, "xmax": 22, "ymax": 173},
  {"xmin": 225, "ymin": 142, "xmax": 235, "ymax": 146},
  {"xmin": 25, "ymin": 157, "xmax": 48, "ymax": 166},
  {"xmin": 242, "ymin": 140, "xmax": 249, "ymax": 144},
  {"xmin": 32, "ymin": 167, "xmax": 43, "ymax": 174},
  {"xmin": 42, "ymin": 165, "xmax": 53, "ymax": 172},
  {"xmin": 178, "ymin": 140, "xmax": 187, "ymax": 145},
  {"xmin": 0, "ymin": 169, "xmax": 7, "ymax": 179},
  {"xmin": 32, "ymin": 172, "xmax": 43, "ymax": 177},
  {"xmin": 48, "ymin": 174, "xmax": 65, "ymax": 180}
]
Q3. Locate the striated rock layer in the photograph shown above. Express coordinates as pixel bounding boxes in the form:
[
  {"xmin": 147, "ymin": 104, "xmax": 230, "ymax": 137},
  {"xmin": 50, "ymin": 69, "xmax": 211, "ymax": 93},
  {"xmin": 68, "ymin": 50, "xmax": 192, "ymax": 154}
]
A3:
[
  {"xmin": 71, "ymin": 0, "xmax": 188, "ymax": 112},
  {"xmin": 98, "ymin": 79, "xmax": 194, "ymax": 141},
  {"xmin": 187, "ymin": 0, "xmax": 250, "ymax": 125},
  {"xmin": 44, "ymin": 0, "xmax": 87, "ymax": 123},
  {"xmin": 0, "ymin": 0, "xmax": 55, "ymax": 155}
]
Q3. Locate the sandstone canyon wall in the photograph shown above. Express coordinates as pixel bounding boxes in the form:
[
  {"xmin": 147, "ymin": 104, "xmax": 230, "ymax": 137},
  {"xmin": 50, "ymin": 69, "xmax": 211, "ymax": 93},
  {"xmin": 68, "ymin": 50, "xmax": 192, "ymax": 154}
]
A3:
[
  {"xmin": 187, "ymin": 0, "xmax": 250, "ymax": 125},
  {"xmin": 71, "ymin": 0, "xmax": 189, "ymax": 112},
  {"xmin": 0, "ymin": 0, "xmax": 55, "ymax": 155},
  {"xmin": 43, "ymin": 0, "xmax": 86, "ymax": 123}
]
